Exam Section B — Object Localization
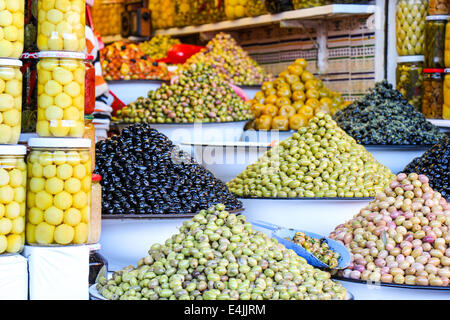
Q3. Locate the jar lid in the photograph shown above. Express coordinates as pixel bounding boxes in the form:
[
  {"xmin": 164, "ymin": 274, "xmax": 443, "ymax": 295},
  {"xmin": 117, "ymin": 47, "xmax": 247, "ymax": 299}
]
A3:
[
  {"xmin": 0, "ymin": 58, "xmax": 22, "ymax": 67},
  {"xmin": 92, "ymin": 174, "xmax": 102, "ymax": 181},
  {"xmin": 28, "ymin": 138, "xmax": 91, "ymax": 148},
  {"xmin": 0, "ymin": 145, "xmax": 27, "ymax": 155},
  {"xmin": 87, "ymin": 243, "xmax": 101, "ymax": 251},
  {"xmin": 397, "ymin": 55, "xmax": 424, "ymax": 63},
  {"xmin": 38, "ymin": 51, "xmax": 86, "ymax": 60},
  {"xmin": 425, "ymin": 15, "xmax": 450, "ymax": 21},
  {"xmin": 20, "ymin": 52, "xmax": 39, "ymax": 59},
  {"xmin": 423, "ymin": 68, "xmax": 445, "ymax": 73}
]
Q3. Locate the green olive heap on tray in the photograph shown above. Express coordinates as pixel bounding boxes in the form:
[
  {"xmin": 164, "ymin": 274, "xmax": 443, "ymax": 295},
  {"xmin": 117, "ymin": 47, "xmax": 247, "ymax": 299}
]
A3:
[
  {"xmin": 115, "ymin": 63, "xmax": 253, "ymax": 124},
  {"xmin": 333, "ymin": 81, "xmax": 445, "ymax": 145},
  {"xmin": 290, "ymin": 232, "xmax": 341, "ymax": 269},
  {"xmin": 330, "ymin": 173, "xmax": 450, "ymax": 287},
  {"xmin": 227, "ymin": 112, "xmax": 395, "ymax": 198},
  {"xmin": 96, "ymin": 203, "xmax": 348, "ymax": 300},
  {"xmin": 183, "ymin": 33, "xmax": 273, "ymax": 86}
]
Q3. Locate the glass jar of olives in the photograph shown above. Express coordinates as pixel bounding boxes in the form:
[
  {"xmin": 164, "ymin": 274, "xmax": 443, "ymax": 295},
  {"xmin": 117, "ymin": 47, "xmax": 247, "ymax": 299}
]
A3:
[
  {"xmin": 26, "ymin": 138, "xmax": 92, "ymax": 246},
  {"xmin": 0, "ymin": 58, "xmax": 23, "ymax": 144},
  {"xmin": 428, "ymin": 0, "xmax": 449, "ymax": 14},
  {"xmin": 424, "ymin": 15, "xmax": 448, "ymax": 68},
  {"xmin": 292, "ymin": 0, "xmax": 328, "ymax": 9},
  {"xmin": 0, "ymin": 145, "xmax": 27, "ymax": 254},
  {"xmin": 36, "ymin": 51, "xmax": 85, "ymax": 137},
  {"xmin": 396, "ymin": 0, "xmax": 428, "ymax": 56},
  {"xmin": 422, "ymin": 68, "xmax": 444, "ymax": 119},
  {"xmin": 396, "ymin": 55, "xmax": 424, "ymax": 112},
  {"xmin": 443, "ymin": 69, "xmax": 450, "ymax": 118}
]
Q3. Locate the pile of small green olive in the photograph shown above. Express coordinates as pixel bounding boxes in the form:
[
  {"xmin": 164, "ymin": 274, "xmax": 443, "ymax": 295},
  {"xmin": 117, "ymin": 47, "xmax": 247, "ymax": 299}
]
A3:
[
  {"xmin": 115, "ymin": 63, "xmax": 253, "ymax": 123},
  {"xmin": 290, "ymin": 232, "xmax": 340, "ymax": 269},
  {"xmin": 330, "ymin": 173, "xmax": 450, "ymax": 287},
  {"xmin": 96, "ymin": 203, "xmax": 348, "ymax": 300},
  {"xmin": 227, "ymin": 112, "xmax": 395, "ymax": 198}
]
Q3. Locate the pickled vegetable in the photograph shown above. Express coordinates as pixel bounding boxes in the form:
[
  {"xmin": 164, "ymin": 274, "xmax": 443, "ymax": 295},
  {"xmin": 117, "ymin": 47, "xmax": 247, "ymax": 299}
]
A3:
[
  {"xmin": 396, "ymin": 58, "xmax": 423, "ymax": 112},
  {"xmin": 396, "ymin": 0, "xmax": 428, "ymax": 56},
  {"xmin": 96, "ymin": 203, "xmax": 348, "ymax": 300},
  {"xmin": 422, "ymin": 70, "xmax": 444, "ymax": 119},
  {"xmin": 26, "ymin": 147, "xmax": 91, "ymax": 245},
  {"xmin": 227, "ymin": 112, "xmax": 395, "ymax": 198},
  {"xmin": 248, "ymin": 59, "xmax": 346, "ymax": 130},
  {"xmin": 138, "ymin": 35, "xmax": 180, "ymax": 60},
  {"xmin": 225, "ymin": 0, "xmax": 268, "ymax": 19},
  {"xmin": 330, "ymin": 173, "xmax": 450, "ymax": 287},
  {"xmin": 37, "ymin": 0, "xmax": 85, "ymax": 52},
  {"xmin": 445, "ymin": 21, "xmax": 450, "ymax": 67},
  {"xmin": 0, "ymin": 62, "xmax": 22, "ymax": 144},
  {"xmin": 292, "ymin": 0, "xmax": 328, "ymax": 9},
  {"xmin": 0, "ymin": 153, "xmax": 26, "ymax": 254},
  {"xmin": 36, "ymin": 55, "xmax": 85, "ymax": 137},
  {"xmin": 148, "ymin": 0, "xmax": 175, "ymax": 29},
  {"xmin": 334, "ymin": 81, "xmax": 445, "ymax": 145},
  {"xmin": 24, "ymin": 0, "xmax": 37, "ymax": 51},
  {"xmin": 444, "ymin": 71, "xmax": 450, "ymax": 119},
  {"xmin": 20, "ymin": 52, "xmax": 38, "ymax": 133},
  {"xmin": 424, "ymin": 16, "xmax": 446, "ymax": 68},
  {"xmin": 95, "ymin": 124, "xmax": 243, "ymax": 215}
]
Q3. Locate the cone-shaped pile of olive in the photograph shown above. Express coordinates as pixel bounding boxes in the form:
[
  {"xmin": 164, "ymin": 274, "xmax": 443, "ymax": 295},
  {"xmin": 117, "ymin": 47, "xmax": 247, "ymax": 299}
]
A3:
[
  {"xmin": 404, "ymin": 137, "xmax": 450, "ymax": 200},
  {"xmin": 227, "ymin": 112, "xmax": 395, "ymax": 198},
  {"xmin": 247, "ymin": 58, "xmax": 347, "ymax": 131},
  {"xmin": 333, "ymin": 81, "xmax": 445, "ymax": 145},
  {"xmin": 96, "ymin": 203, "xmax": 348, "ymax": 300},
  {"xmin": 183, "ymin": 32, "xmax": 272, "ymax": 86},
  {"xmin": 115, "ymin": 63, "xmax": 253, "ymax": 124},
  {"xmin": 330, "ymin": 173, "xmax": 450, "ymax": 287},
  {"xmin": 95, "ymin": 124, "xmax": 242, "ymax": 215}
]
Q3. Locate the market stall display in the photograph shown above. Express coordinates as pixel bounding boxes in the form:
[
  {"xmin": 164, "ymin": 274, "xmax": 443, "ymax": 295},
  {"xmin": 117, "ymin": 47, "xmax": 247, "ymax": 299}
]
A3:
[
  {"xmin": 333, "ymin": 81, "xmax": 445, "ymax": 145},
  {"xmin": 138, "ymin": 35, "xmax": 180, "ymax": 61},
  {"xmin": 183, "ymin": 33, "xmax": 272, "ymax": 86},
  {"xmin": 37, "ymin": 0, "xmax": 85, "ymax": 52},
  {"xmin": 329, "ymin": 172, "xmax": 450, "ymax": 288},
  {"xmin": 94, "ymin": 124, "xmax": 243, "ymax": 216},
  {"xmin": 0, "ymin": 145, "xmax": 27, "ymax": 254},
  {"xmin": 95, "ymin": 203, "xmax": 349, "ymax": 300},
  {"xmin": 100, "ymin": 41, "xmax": 172, "ymax": 81},
  {"xmin": 0, "ymin": 58, "xmax": 23, "ymax": 144},
  {"xmin": 404, "ymin": 136, "xmax": 450, "ymax": 200},
  {"xmin": 36, "ymin": 51, "xmax": 86, "ymax": 137},
  {"xmin": 396, "ymin": 0, "xmax": 428, "ymax": 56},
  {"xmin": 115, "ymin": 62, "xmax": 252, "ymax": 124},
  {"xmin": 246, "ymin": 58, "xmax": 346, "ymax": 131},
  {"xmin": 227, "ymin": 112, "xmax": 395, "ymax": 198},
  {"xmin": 26, "ymin": 138, "xmax": 92, "ymax": 245}
]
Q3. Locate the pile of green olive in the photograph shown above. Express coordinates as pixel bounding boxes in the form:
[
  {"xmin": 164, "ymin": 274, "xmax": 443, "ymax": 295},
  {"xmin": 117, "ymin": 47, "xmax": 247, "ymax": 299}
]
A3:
[
  {"xmin": 330, "ymin": 173, "xmax": 450, "ymax": 287},
  {"xmin": 290, "ymin": 232, "xmax": 340, "ymax": 269},
  {"xmin": 115, "ymin": 62, "xmax": 253, "ymax": 124},
  {"xmin": 227, "ymin": 112, "xmax": 395, "ymax": 198},
  {"xmin": 96, "ymin": 203, "xmax": 348, "ymax": 300}
]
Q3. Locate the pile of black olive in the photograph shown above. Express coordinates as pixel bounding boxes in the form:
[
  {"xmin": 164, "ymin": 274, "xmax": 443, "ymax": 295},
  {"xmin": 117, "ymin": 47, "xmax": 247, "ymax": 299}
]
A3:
[
  {"xmin": 333, "ymin": 80, "xmax": 445, "ymax": 145},
  {"xmin": 94, "ymin": 124, "xmax": 243, "ymax": 215},
  {"xmin": 403, "ymin": 136, "xmax": 450, "ymax": 200}
]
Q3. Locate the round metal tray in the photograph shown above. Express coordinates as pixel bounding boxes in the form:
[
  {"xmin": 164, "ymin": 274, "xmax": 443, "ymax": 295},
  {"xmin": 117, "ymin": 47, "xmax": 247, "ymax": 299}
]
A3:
[
  {"xmin": 333, "ymin": 276, "xmax": 450, "ymax": 291},
  {"xmin": 102, "ymin": 208, "xmax": 244, "ymax": 220},
  {"xmin": 239, "ymin": 196, "xmax": 374, "ymax": 201}
]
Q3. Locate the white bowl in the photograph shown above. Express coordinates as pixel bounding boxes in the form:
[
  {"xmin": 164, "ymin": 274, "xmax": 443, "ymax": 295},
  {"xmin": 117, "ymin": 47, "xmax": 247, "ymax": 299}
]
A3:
[
  {"xmin": 364, "ymin": 145, "xmax": 430, "ymax": 174},
  {"xmin": 107, "ymin": 80, "xmax": 163, "ymax": 105},
  {"xmin": 240, "ymin": 198, "xmax": 371, "ymax": 236},
  {"xmin": 182, "ymin": 141, "xmax": 272, "ymax": 182},
  {"xmin": 241, "ymin": 129, "xmax": 294, "ymax": 143},
  {"xmin": 99, "ymin": 217, "xmax": 190, "ymax": 271},
  {"xmin": 117, "ymin": 121, "xmax": 248, "ymax": 146}
]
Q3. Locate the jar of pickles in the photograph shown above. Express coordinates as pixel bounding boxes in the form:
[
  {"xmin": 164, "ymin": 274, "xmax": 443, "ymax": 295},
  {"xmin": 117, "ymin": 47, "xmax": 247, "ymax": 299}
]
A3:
[
  {"xmin": 21, "ymin": 52, "xmax": 38, "ymax": 133},
  {"xmin": 428, "ymin": 0, "xmax": 449, "ymax": 14},
  {"xmin": 292, "ymin": 0, "xmax": 328, "ymax": 9},
  {"xmin": 424, "ymin": 15, "xmax": 448, "ymax": 68},
  {"xmin": 396, "ymin": 55, "xmax": 424, "ymax": 112},
  {"xmin": 0, "ymin": 145, "xmax": 27, "ymax": 254},
  {"xmin": 24, "ymin": 0, "xmax": 38, "ymax": 52},
  {"xmin": 0, "ymin": 0, "xmax": 25, "ymax": 58},
  {"xmin": 225, "ymin": 0, "xmax": 268, "ymax": 20},
  {"xmin": 0, "ymin": 58, "xmax": 22, "ymax": 144},
  {"xmin": 445, "ymin": 17, "xmax": 450, "ymax": 67},
  {"xmin": 37, "ymin": 51, "xmax": 85, "ymax": 137},
  {"xmin": 37, "ymin": 0, "xmax": 85, "ymax": 52},
  {"xmin": 443, "ymin": 69, "xmax": 450, "ymax": 118},
  {"xmin": 26, "ymin": 138, "xmax": 91, "ymax": 245},
  {"xmin": 396, "ymin": 0, "xmax": 428, "ymax": 56},
  {"xmin": 422, "ymin": 68, "xmax": 444, "ymax": 118}
]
